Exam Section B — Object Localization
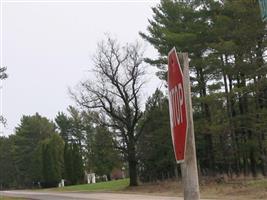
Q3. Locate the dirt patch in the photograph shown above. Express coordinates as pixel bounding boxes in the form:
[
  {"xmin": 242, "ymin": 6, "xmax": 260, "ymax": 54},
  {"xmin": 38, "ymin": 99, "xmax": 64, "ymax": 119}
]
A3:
[{"xmin": 124, "ymin": 180, "xmax": 183, "ymax": 196}]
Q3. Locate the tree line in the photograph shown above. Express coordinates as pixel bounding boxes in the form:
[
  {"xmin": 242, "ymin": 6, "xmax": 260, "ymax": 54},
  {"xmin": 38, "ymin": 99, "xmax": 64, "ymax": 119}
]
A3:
[
  {"xmin": 0, "ymin": 110, "xmax": 121, "ymax": 189},
  {"xmin": 140, "ymin": 0, "xmax": 267, "ymax": 178},
  {"xmin": 1, "ymin": 0, "xmax": 267, "ymax": 189}
]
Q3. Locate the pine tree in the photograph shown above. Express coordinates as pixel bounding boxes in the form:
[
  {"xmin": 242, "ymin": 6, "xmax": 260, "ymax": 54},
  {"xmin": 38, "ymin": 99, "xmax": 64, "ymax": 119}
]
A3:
[
  {"xmin": 140, "ymin": 0, "xmax": 267, "ymax": 177},
  {"xmin": 138, "ymin": 89, "xmax": 176, "ymax": 182}
]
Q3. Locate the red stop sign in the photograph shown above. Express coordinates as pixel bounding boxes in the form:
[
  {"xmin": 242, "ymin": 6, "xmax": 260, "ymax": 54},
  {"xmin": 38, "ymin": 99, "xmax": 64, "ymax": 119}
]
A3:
[{"xmin": 168, "ymin": 48, "xmax": 188, "ymax": 163}]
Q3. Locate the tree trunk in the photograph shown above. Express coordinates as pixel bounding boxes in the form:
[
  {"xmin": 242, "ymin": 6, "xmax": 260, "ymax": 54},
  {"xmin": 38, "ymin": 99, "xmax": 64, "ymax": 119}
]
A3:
[
  {"xmin": 258, "ymin": 132, "xmax": 267, "ymax": 176},
  {"xmin": 243, "ymin": 154, "xmax": 249, "ymax": 176},
  {"xmin": 107, "ymin": 174, "xmax": 111, "ymax": 181},
  {"xmin": 128, "ymin": 140, "xmax": 138, "ymax": 186},
  {"xmin": 128, "ymin": 158, "xmax": 138, "ymax": 186},
  {"xmin": 204, "ymin": 134, "xmax": 214, "ymax": 175},
  {"xmin": 250, "ymin": 148, "xmax": 257, "ymax": 177}
]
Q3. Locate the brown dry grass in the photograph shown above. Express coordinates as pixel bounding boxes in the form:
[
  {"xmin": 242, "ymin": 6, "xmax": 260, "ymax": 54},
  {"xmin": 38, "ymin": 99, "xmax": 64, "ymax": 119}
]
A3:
[{"xmin": 123, "ymin": 178, "xmax": 267, "ymax": 199}]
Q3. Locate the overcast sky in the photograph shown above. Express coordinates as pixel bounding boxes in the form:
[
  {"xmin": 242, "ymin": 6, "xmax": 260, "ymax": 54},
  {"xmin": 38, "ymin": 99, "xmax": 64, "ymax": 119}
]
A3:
[{"xmin": 1, "ymin": 0, "xmax": 162, "ymax": 136}]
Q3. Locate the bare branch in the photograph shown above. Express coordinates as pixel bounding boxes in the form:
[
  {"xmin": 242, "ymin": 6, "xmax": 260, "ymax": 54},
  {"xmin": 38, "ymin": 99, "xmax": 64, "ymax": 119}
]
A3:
[{"xmin": 71, "ymin": 36, "xmax": 147, "ymax": 174}]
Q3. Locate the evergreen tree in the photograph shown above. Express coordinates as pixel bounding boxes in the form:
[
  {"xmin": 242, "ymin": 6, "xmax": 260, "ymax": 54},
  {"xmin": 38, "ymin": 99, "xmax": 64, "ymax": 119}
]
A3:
[
  {"xmin": 14, "ymin": 113, "xmax": 56, "ymax": 186},
  {"xmin": 138, "ymin": 89, "xmax": 176, "ymax": 182},
  {"xmin": 141, "ymin": 0, "xmax": 267, "ymax": 177},
  {"xmin": 0, "ymin": 136, "xmax": 17, "ymax": 189},
  {"xmin": 55, "ymin": 112, "xmax": 72, "ymax": 142},
  {"xmin": 91, "ymin": 125, "xmax": 121, "ymax": 180},
  {"xmin": 55, "ymin": 109, "xmax": 86, "ymax": 185},
  {"xmin": 41, "ymin": 134, "xmax": 64, "ymax": 188}
]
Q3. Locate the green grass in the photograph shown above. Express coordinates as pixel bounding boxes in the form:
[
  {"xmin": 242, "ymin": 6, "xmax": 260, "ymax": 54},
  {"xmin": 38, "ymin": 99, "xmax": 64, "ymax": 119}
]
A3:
[
  {"xmin": 0, "ymin": 197, "xmax": 27, "ymax": 200},
  {"xmin": 49, "ymin": 178, "xmax": 129, "ymax": 192}
]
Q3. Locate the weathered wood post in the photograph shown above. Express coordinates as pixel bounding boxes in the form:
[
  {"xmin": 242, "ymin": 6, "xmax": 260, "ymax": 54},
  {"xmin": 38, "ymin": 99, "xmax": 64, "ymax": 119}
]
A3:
[{"xmin": 178, "ymin": 53, "xmax": 200, "ymax": 200}]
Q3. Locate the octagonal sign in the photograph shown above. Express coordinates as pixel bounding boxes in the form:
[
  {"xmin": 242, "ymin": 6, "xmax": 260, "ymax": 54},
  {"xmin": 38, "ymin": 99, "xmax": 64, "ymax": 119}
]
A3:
[{"xmin": 168, "ymin": 48, "xmax": 188, "ymax": 163}]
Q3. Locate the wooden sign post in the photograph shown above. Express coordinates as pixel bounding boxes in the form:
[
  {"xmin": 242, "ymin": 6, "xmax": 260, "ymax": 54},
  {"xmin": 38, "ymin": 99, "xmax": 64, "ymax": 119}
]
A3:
[
  {"xmin": 178, "ymin": 52, "xmax": 200, "ymax": 200},
  {"xmin": 168, "ymin": 48, "xmax": 200, "ymax": 200}
]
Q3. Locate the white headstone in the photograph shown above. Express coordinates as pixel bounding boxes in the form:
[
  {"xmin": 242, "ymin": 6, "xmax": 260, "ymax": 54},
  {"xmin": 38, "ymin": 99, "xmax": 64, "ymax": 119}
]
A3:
[
  {"xmin": 87, "ymin": 174, "xmax": 91, "ymax": 184},
  {"xmin": 61, "ymin": 179, "xmax": 64, "ymax": 187},
  {"xmin": 91, "ymin": 173, "xmax": 96, "ymax": 184}
]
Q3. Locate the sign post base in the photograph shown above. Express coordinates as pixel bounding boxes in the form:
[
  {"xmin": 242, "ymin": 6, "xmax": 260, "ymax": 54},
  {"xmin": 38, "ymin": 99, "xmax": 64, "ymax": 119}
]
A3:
[{"xmin": 178, "ymin": 53, "xmax": 200, "ymax": 200}]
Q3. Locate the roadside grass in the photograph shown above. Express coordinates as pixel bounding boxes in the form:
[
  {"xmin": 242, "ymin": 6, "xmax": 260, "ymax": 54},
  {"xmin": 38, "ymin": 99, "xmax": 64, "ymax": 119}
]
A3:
[
  {"xmin": 199, "ymin": 178, "xmax": 267, "ymax": 199},
  {"xmin": 44, "ymin": 177, "xmax": 267, "ymax": 199},
  {"xmin": 0, "ymin": 197, "xmax": 28, "ymax": 200},
  {"xmin": 48, "ymin": 178, "xmax": 129, "ymax": 192},
  {"xmin": 123, "ymin": 178, "xmax": 267, "ymax": 199},
  {"xmin": 246, "ymin": 178, "xmax": 267, "ymax": 187}
]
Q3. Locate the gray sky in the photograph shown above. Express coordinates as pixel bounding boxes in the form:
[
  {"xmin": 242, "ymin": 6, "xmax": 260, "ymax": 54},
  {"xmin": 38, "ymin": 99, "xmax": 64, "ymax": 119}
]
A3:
[{"xmin": 1, "ymin": 0, "xmax": 162, "ymax": 135}]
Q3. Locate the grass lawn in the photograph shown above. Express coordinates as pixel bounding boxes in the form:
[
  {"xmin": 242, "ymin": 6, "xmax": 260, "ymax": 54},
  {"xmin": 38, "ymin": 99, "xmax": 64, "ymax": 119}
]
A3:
[
  {"xmin": 48, "ymin": 178, "xmax": 129, "ymax": 192},
  {"xmin": 0, "ymin": 197, "xmax": 28, "ymax": 200}
]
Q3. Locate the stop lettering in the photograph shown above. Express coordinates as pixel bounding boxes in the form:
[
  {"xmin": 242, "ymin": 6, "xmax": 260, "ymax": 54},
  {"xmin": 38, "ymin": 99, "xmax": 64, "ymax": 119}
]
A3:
[{"xmin": 168, "ymin": 48, "xmax": 188, "ymax": 163}]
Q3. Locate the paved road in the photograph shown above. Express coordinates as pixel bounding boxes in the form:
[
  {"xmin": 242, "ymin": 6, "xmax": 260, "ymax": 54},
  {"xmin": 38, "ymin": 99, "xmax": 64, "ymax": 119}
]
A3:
[{"xmin": 0, "ymin": 191, "xmax": 189, "ymax": 200}]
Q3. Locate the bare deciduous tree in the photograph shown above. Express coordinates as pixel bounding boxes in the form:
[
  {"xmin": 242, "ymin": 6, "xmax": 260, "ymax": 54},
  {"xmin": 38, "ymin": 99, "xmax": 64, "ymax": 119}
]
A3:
[
  {"xmin": 71, "ymin": 37, "xmax": 147, "ymax": 186},
  {"xmin": 0, "ymin": 67, "xmax": 7, "ymax": 126}
]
